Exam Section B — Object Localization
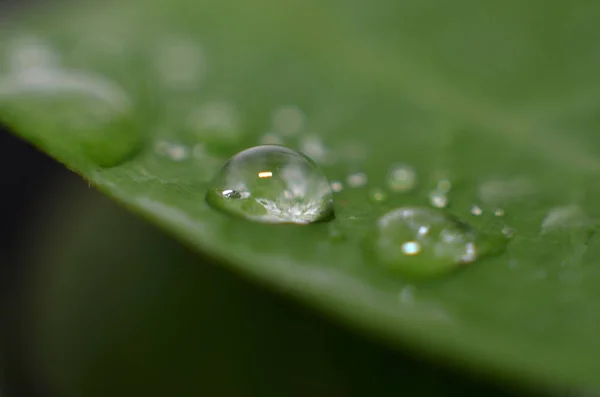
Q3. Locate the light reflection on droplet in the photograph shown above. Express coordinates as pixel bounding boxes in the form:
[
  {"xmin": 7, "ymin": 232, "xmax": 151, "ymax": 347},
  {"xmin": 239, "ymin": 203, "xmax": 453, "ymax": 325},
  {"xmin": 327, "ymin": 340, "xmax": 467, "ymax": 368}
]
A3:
[{"xmin": 401, "ymin": 241, "xmax": 421, "ymax": 256}]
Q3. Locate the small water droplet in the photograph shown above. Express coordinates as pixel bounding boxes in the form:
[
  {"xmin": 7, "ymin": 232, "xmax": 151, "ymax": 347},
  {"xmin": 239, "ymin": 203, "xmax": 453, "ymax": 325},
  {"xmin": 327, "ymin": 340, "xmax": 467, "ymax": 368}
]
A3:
[
  {"xmin": 494, "ymin": 208, "xmax": 505, "ymax": 217},
  {"xmin": 154, "ymin": 37, "xmax": 204, "ymax": 89},
  {"xmin": 479, "ymin": 177, "xmax": 536, "ymax": 204},
  {"xmin": 429, "ymin": 191, "xmax": 449, "ymax": 208},
  {"xmin": 206, "ymin": 145, "xmax": 334, "ymax": 224},
  {"xmin": 299, "ymin": 134, "xmax": 332, "ymax": 164},
  {"xmin": 330, "ymin": 180, "xmax": 343, "ymax": 193},
  {"xmin": 260, "ymin": 133, "xmax": 284, "ymax": 145},
  {"xmin": 369, "ymin": 188, "xmax": 387, "ymax": 203},
  {"xmin": 271, "ymin": 105, "xmax": 305, "ymax": 136},
  {"xmin": 502, "ymin": 226, "xmax": 516, "ymax": 238},
  {"xmin": 187, "ymin": 101, "xmax": 240, "ymax": 142},
  {"xmin": 0, "ymin": 69, "xmax": 140, "ymax": 167},
  {"xmin": 167, "ymin": 144, "xmax": 189, "ymax": 162},
  {"xmin": 387, "ymin": 164, "xmax": 417, "ymax": 192},
  {"xmin": 541, "ymin": 205, "xmax": 589, "ymax": 233},
  {"xmin": 471, "ymin": 205, "xmax": 483, "ymax": 216},
  {"xmin": 436, "ymin": 179, "xmax": 452, "ymax": 194},
  {"xmin": 347, "ymin": 172, "xmax": 367, "ymax": 188},
  {"xmin": 370, "ymin": 207, "xmax": 505, "ymax": 278}
]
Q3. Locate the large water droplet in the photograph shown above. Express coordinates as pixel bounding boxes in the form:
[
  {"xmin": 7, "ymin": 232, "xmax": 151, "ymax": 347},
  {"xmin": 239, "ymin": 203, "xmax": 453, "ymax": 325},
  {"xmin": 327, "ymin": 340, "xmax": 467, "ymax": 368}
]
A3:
[
  {"xmin": 370, "ymin": 207, "xmax": 505, "ymax": 278},
  {"xmin": 206, "ymin": 145, "xmax": 334, "ymax": 224},
  {"xmin": 0, "ymin": 69, "xmax": 140, "ymax": 167}
]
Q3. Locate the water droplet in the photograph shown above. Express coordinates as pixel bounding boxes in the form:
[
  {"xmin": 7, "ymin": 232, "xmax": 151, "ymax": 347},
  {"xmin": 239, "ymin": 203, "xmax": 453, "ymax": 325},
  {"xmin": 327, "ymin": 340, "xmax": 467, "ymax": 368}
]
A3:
[
  {"xmin": 479, "ymin": 177, "xmax": 536, "ymax": 204},
  {"xmin": 167, "ymin": 144, "xmax": 189, "ymax": 162},
  {"xmin": 369, "ymin": 188, "xmax": 387, "ymax": 203},
  {"xmin": 0, "ymin": 69, "xmax": 140, "ymax": 167},
  {"xmin": 541, "ymin": 205, "xmax": 589, "ymax": 233},
  {"xmin": 370, "ymin": 207, "xmax": 505, "ymax": 278},
  {"xmin": 7, "ymin": 36, "xmax": 60, "ymax": 74},
  {"xmin": 471, "ymin": 205, "xmax": 483, "ymax": 216},
  {"xmin": 502, "ymin": 226, "xmax": 516, "ymax": 238},
  {"xmin": 206, "ymin": 145, "xmax": 334, "ymax": 224},
  {"xmin": 347, "ymin": 172, "xmax": 367, "ymax": 188},
  {"xmin": 154, "ymin": 37, "xmax": 204, "ymax": 89},
  {"xmin": 429, "ymin": 191, "xmax": 449, "ymax": 208},
  {"xmin": 271, "ymin": 105, "xmax": 305, "ymax": 136},
  {"xmin": 260, "ymin": 133, "xmax": 284, "ymax": 145},
  {"xmin": 436, "ymin": 179, "xmax": 452, "ymax": 194},
  {"xmin": 187, "ymin": 101, "xmax": 240, "ymax": 142},
  {"xmin": 330, "ymin": 180, "xmax": 343, "ymax": 193},
  {"xmin": 299, "ymin": 134, "xmax": 332, "ymax": 164},
  {"xmin": 494, "ymin": 208, "xmax": 505, "ymax": 217},
  {"xmin": 387, "ymin": 164, "xmax": 417, "ymax": 192}
]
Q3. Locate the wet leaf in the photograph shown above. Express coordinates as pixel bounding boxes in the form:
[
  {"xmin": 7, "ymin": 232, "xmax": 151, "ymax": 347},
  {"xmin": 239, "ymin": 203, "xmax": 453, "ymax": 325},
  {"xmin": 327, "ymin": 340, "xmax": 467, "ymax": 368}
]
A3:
[{"xmin": 3, "ymin": 0, "xmax": 600, "ymax": 389}]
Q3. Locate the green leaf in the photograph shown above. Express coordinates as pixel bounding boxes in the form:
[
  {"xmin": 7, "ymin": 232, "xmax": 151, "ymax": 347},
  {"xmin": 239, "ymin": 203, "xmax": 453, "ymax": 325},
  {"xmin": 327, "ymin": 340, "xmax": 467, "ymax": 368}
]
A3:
[
  {"xmin": 3, "ymin": 0, "xmax": 600, "ymax": 390},
  {"xmin": 25, "ymin": 175, "xmax": 524, "ymax": 397}
]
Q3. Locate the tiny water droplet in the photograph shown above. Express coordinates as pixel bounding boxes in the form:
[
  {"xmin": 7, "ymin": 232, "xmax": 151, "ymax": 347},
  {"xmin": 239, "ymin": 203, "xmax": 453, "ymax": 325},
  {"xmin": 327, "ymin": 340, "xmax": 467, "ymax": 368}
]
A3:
[
  {"xmin": 299, "ymin": 134, "xmax": 332, "ymax": 164},
  {"xmin": 154, "ymin": 37, "xmax": 204, "ymax": 89},
  {"xmin": 471, "ymin": 205, "xmax": 483, "ymax": 216},
  {"xmin": 271, "ymin": 105, "xmax": 305, "ymax": 136},
  {"xmin": 187, "ymin": 101, "xmax": 240, "ymax": 142},
  {"xmin": 260, "ymin": 133, "xmax": 284, "ymax": 145},
  {"xmin": 347, "ymin": 172, "xmax": 367, "ymax": 188},
  {"xmin": 206, "ymin": 145, "xmax": 334, "ymax": 224},
  {"xmin": 167, "ymin": 144, "xmax": 189, "ymax": 162},
  {"xmin": 429, "ymin": 191, "xmax": 449, "ymax": 208},
  {"xmin": 494, "ymin": 208, "xmax": 505, "ymax": 217},
  {"xmin": 370, "ymin": 207, "xmax": 505, "ymax": 278},
  {"xmin": 330, "ymin": 180, "xmax": 343, "ymax": 193},
  {"xmin": 436, "ymin": 179, "xmax": 452, "ymax": 194},
  {"xmin": 541, "ymin": 205, "xmax": 589, "ymax": 233},
  {"xmin": 387, "ymin": 164, "xmax": 417, "ymax": 192},
  {"xmin": 502, "ymin": 226, "xmax": 516, "ymax": 238},
  {"xmin": 369, "ymin": 188, "xmax": 387, "ymax": 203}
]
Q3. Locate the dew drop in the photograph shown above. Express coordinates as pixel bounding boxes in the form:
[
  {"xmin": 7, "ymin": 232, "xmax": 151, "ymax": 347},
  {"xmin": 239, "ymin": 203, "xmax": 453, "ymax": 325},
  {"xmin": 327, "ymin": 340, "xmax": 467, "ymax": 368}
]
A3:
[
  {"xmin": 0, "ymin": 69, "xmax": 140, "ymax": 167},
  {"xmin": 330, "ymin": 180, "xmax": 343, "ymax": 193},
  {"xmin": 387, "ymin": 164, "xmax": 417, "ymax": 192},
  {"xmin": 347, "ymin": 172, "xmax": 368, "ymax": 188},
  {"xmin": 494, "ymin": 208, "xmax": 505, "ymax": 217},
  {"xmin": 429, "ymin": 191, "xmax": 449, "ymax": 209},
  {"xmin": 260, "ymin": 133, "xmax": 284, "ymax": 145},
  {"xmin": 541, "ymin": 205, "xmax": 589, "ymax": 233},
  {"xmin": 436, "ymin": 179, "xmax": 452, "ymax": 194},
  {"xmin": 370, "ymin": 207, "xmax": 505, "ymax": 278},
  {"xmin": 471, "ymin": 205, "xmax": 483, "ymax": 216},
  {"xmin": 271, "ymin": 105, "xmax": 305, "ymax": 136},
  {"xmin": 206, "ymin": 145, "xmax": 334, "ymax": 224},
  {"xmin": 369, "ymin": 188, "xmax": 387, "ymax": 203}
]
